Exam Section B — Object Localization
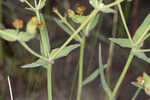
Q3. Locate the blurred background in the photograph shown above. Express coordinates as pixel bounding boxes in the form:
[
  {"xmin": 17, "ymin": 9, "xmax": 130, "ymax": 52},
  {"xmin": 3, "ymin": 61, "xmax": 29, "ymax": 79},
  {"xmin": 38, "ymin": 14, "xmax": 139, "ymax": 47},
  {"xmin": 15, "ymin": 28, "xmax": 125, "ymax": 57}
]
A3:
[{"xmin": 0, "ymin": 0, "xmax": 150, "ymax": 100}]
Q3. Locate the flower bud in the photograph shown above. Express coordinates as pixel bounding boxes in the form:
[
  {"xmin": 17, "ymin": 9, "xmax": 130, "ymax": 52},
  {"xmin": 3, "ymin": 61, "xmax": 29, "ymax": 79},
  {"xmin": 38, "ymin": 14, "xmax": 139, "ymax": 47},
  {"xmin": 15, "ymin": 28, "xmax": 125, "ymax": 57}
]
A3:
[
  {"xmin": 13, "ymin": 19, "xmax": 23, "ymax": 29},
  {"xmin": 67, "ymin": 9, "xmax": 75, "ymax": 18},
  {"xmin": 75, "ymin": 6, "xmax": 86, "ymax": 15},
  {"xmin": 137, "ymin": 76, "xmax": 144, "ymax": 85}
]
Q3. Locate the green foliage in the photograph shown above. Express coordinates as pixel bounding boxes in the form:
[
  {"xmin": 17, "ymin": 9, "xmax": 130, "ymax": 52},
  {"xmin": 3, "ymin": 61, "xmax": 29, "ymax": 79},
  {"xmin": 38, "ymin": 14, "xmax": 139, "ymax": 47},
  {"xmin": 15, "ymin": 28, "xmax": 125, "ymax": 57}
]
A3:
[
  {"xmin": 39, "ymin": 14, "xmax": 51, "ymax": 56},
  {"xmin": 89, "ymin": 0, "xmax": 114, "ymax": 13},
  {"xmin": 133, "ymin": 52, "xmax": 150, "ymax": 63},
  {"xmin": 82, "ymin": 65, "xmax": 107, "ymax": 86},
  {"xmin": 100, "ymin": 7, "xmax": 114, "ymax": 13},
  {"xmin": 68, "ymin": 9, "xmax": 87, "ymax": 24},
  {"xmin": 87, "ymin": 14, "xmax": 100, "ymax": 31},
  {"xmin": 131, "ymin": 82, "xmax": 144, "ymax": 89},
  {"xmin": 50, "ymin": 44, "xmax": 80, "ymax": 60},
  {"xmin": 0, "ymin": 29, "xmax": 36, "ymax": 42},
  {"xmin": 1, "ymin": 0, "xmax": 150, "ymax": 100},
  {"xmin": 37, "ymin": 0, "xmax": 46, "ymax": 10},
  {"xmin": 83, "ymin": 14, "xmax": 100, "ymax": 36},
  {"xmin": 26, "ymin": 21, "xmax": 37, "ymax": 34},
  {"xmin": 54, "ymin": 18, "xmax": 73, "ymax": 35},
  {"xmin": 0, "ymin": 29, "xmax": 18, "ymax": 41},
  {"xmin": 72, "ymin": 15, "xmax": 87, "ymax": 24},
  {"xmin": 110, "ymin": 14, "xmax": 150, "ymax": 66},
  {"xmin": 21, "ymin": 60, "xmax": 52, "ymax": 68},
  {"xmin": 18, "ymin": 32, "xmax": 35, "ymax": 42},
  {"xmin": 109, "ymin": 38, "xmax": 133, "ymax": 48},
  {"xmin": 54, "ymin": 18, "xmax": 80, "ymax": 42},
  {"xmin": 99, "ymin": 44, "xmax": 112, "ymax": 97},
  {"xmin": 143, "ymin": 73, "xmax": 150, "ymax": 96},
  {"xmin": 133, "ymin": 14, "xmax": 150, "ymax": 43},
  {"xmin": 132, "ymin": 73, "xmax": 150, "ymax": 96},
  {"xmin": 89, "ymin": 0, "xmax": 99, "ymax": 8}
]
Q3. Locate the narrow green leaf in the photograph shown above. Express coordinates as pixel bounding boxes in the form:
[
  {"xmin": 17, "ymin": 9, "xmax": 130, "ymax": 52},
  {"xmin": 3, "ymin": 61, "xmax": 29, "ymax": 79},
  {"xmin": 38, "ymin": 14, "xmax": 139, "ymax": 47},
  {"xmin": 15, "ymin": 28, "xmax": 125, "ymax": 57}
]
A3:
[
  {"xmin": 50, "ymin": 44, "xmax": 80, "ymax": 60},
  {"xmin": 25, "ymin": 8, "xmax": 35, "ymax": 12},
  {"xmin": 39, "ymin": 14, "xmax": 51, "ymax": 56},
  {"xmin": 100, "ymin": 7, "xmax": 114, "ymax": 13},
  {"xmin": 133, "ymin": 14, "xmax": 150, "ymax": 42},
  {"xmin": 0, "ymin": 29, "xmax": 18, "ymax": 41},
  {"xmin": 99, "ymin": 44, "xmax": 112, "ymax": 97},
  {"xmin": 88, "ymin": 14, "xmax": 100, "ymax": 31},
  {"xmin": 21, "ymin": 60, "xmax": 52, "ymax": 68},
  {"xmin": 71, "ymin": 15, "xmax": 87, "ymax": 24},
  {"xmin": 83, "ymin": 14, "xmax": 100, "ymax": 35},
  {"xmin": 82, "ymin": 65, "xmax": 107, "ymax": 86},
  {"xmin": 143, "ymin": 73, "xmax": 150, "ymax": 83},
  {"xmin": 143, "ymin": 72, "xmax": 150, "ymax": 96},
  {"xmin": 142, "ymin": 32, "xmax": 150, "ymax": 42},
  {"xmin": 89, "ymin": 0, "xmax": 98, "ymax": 8},
  {"xmin": 110, "ymin": 38, "xmax": 133, "ymax": 48},
  {"xmin": 26, "ymin": 21, "xmax": 37, "ymax": 34},
  {"xmin": 131, "ymin": 82, "xmax": 144, "ymax": 89},
  {"xmin": 37, "ymin": 0, "xmax": 46, "ymax": 10},
  {"xmin": 134, "ymin": 52, "xmax": 150, "ymax": 63},
  {"xmin": 18, "ymin": 32, "xmax": 36, "ymax": 42}
]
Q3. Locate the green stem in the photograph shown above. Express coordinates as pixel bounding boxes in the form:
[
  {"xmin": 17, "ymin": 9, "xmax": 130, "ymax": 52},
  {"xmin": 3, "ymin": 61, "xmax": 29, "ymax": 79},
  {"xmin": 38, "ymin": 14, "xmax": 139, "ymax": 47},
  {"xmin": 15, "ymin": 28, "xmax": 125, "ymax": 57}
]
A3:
[
  {"xmin": 35, "ymin": 10, "xmax": 41, "ymax": 23},
  {"xmin": 47, "ymin": 65, "xmax": 52, "ymax": 100},
  {"xmin": 134, "ymin": 49, "xmax": 150, "ymax": 53},
  {"xmin": 104, "ymin": 0, "xmax": 124, "ymax": 8},
  {"xmin": 34, "ymin": 0, "xmax": 38, "ymax": 7},
  {"xmin": 19, "ymin": 41, "xmax": 48, "ymax": 61},
  {"xmin": 24, "ymin": 0, "xmax": 35, "ymax": 9},
  {"xmin": 77, "ymin": 36, "xmax": 86, "ymax": 100},
  {"xmin": 99, "ymin": 44, "xmax": 112, "ymax": 98},
  {"xmin": 110, "ymin": 50, "xmax": 134, "ymax": 99},
  {"xmin": 38, "ymin": 0, "xmax": 42, "ymax": 6},
  {"xmin": 117, "ymin": 4, "xmax": 133, "ymax": 43},
  {"xmin": 131, "ymin": 87, "xmax": 142, "ymax": 100},
  {"xmin": 34, "ymin": 7, "xmax": 52, "ymax": 100}
]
